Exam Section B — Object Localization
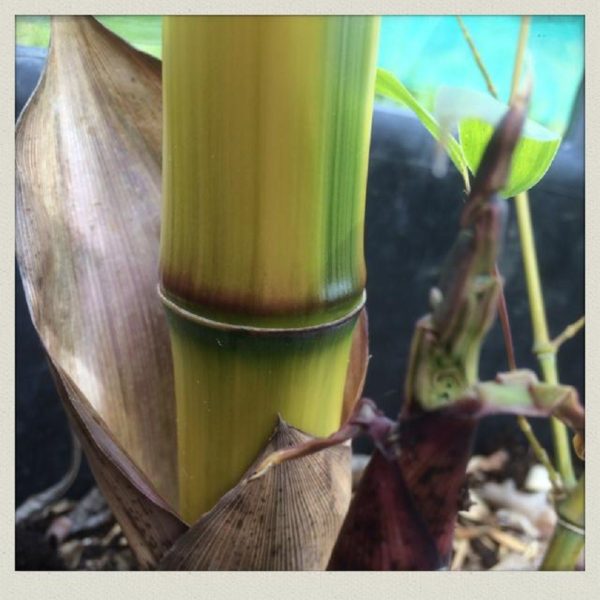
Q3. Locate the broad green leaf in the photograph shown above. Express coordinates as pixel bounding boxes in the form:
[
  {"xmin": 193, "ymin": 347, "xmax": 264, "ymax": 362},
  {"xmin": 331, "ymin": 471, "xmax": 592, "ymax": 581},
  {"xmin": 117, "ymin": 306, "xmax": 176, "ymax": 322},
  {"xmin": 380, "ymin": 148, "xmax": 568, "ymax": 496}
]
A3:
[
  {"xmin": 436, "ymin": 87, "xmax": 561, "ymax": 198},
  {"xmin": 375, "ymin": 68, "xmax": 470, "ymax": 187},
  {"xmin": 460, "ymin": 118, "xmax": 561, "ymax": 197}
]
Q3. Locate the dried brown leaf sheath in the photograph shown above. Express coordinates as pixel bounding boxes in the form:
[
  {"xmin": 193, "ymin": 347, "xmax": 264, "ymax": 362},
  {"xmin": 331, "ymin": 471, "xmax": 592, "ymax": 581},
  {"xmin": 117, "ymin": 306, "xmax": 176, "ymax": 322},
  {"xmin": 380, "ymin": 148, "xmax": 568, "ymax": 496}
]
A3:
[
  {"xmin": 49, "ymin": 360, "xmax": 187, "ymax": 569},
  {"xmin": 15, "ymin": 16, "xmax": 184, "ymax": 567},
  {"xmin": 159, "ymin": 419, "xmax": 351, "ymax": 570},
  {"xmin": 16, "ymin": 16, "xmax": 177, "ymax": 504}
]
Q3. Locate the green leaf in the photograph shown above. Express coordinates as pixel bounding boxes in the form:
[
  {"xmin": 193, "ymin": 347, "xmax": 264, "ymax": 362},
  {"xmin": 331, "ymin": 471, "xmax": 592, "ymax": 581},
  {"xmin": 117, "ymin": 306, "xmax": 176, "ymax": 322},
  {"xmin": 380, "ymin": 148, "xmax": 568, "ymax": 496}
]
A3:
[
  {"xmin": 375, "ymin": 68, "xmax": 470, "ymax": 187},
  {"xmin": 436, "ymin": 87, "xmax": 561, "ymax": 198},
  {"xmin": 460, "ymin": 118, "xmax": 561, "ymax": 197}
]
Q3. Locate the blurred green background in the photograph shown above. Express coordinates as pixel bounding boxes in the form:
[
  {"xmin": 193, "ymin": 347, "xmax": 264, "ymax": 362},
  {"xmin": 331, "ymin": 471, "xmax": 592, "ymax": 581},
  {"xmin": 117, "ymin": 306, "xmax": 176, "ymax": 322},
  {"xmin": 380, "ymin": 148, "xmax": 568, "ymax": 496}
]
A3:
[{"xmin": 16, "ymin": 15, "xmax": 583, "ymax": 134}]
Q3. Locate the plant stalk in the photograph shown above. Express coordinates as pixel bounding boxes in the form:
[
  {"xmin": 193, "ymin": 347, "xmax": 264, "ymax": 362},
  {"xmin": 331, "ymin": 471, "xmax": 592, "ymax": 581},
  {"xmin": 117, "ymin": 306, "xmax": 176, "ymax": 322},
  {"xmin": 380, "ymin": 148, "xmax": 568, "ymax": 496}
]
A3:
[
  {"xmin": 456, "ymin": 17, "xmax": 498, "ymax": 98},
  {"xmin": 508, "ymin": 18, "xmax": 575, "ymax": 486},
  {"xmin": 513, "ymin": 192, "xmax": 576, "ymax": 486},
  {"xmin": 552, "ymin": 316, "xmax": 584, "ymax": 351},
  {"xmin": 160, "ymin": 16, "xmax": 380, "ymax": 522},
  {"xmin": 540, "ymin": 474, "xmax": 584, "ymax": 570}
]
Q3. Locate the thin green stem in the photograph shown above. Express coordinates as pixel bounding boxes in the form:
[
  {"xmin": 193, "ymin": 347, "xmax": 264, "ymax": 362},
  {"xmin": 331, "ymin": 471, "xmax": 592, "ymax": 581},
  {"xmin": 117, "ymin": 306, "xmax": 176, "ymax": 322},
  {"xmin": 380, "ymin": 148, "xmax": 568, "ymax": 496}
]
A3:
[
  {"xmin": 513, "ymin": 187, "xmax": 575, "ymax": 486},
  {"xmin": 509, "ymin": 18, "xmax": 583, "ymax": 569},
  {"xmin": 552, "ymin": 316, "xmax": 584, "ymax": 351},
  {"xmin": 456, "ymin": 17, "xmax": 498, "ymax": 97},
  {"xmin": 513, "ymin": 193, "xmax": 551, "ymax": 347},
  {"xmin": 510, "ymin": 16, "xmax": 575, "ymax": 488}
]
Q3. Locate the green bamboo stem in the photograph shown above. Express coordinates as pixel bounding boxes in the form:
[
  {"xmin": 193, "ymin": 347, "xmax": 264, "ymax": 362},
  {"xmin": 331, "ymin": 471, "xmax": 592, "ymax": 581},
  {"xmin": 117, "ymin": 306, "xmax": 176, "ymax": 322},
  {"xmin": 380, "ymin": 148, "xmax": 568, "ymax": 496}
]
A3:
[
  {"xmin": 513, "ymin": 192, "xmax": 575, "ymax": 486},
  {"xmin": 540, "ymin": 474, "xmax": 584, "ymax": 570},
  {"xmin": 160, "ymin": 16, "xmax": 380, "ymax": 522},
  {"xmin": 508, "ymin": 20, "xmax": 574, "ymax": 485},
  {"xmin": 161, "ymin": 16, "xmax": 379, "ymax": 324}
]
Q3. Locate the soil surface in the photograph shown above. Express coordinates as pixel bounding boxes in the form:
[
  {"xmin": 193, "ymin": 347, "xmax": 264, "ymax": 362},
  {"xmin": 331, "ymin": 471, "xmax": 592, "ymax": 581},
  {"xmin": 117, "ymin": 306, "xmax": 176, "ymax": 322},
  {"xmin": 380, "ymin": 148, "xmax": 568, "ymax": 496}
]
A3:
[{"xmin": 15, "ymin": 430, "xmax": 582, "ymax": 571}]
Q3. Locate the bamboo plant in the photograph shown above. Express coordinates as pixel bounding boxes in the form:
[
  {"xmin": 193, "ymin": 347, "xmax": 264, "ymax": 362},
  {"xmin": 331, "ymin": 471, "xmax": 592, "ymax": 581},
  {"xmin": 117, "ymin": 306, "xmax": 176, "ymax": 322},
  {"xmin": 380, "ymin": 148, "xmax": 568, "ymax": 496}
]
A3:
[
  {"xmin": 16, "ymin": 15, "xmax": 375, "ymax": 569},
  {"xmin": 159, "ymin": 16, "xmax": 380, "ymax": 522},
  {"xmin": 16, "ymin": 15, "xmax": 584, "ymax": 572},
  {"xmin": 369, "ymin": 17, "xmax": 584, "ymax": 570}
]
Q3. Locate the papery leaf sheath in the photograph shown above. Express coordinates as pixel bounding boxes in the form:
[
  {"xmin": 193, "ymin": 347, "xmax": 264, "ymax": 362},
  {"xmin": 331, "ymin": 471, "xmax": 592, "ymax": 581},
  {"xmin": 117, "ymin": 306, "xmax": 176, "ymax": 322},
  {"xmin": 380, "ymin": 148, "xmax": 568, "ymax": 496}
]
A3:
[
  {"xmin": 159, "ymin": 419, "xmax": 351, "ymax": 570},
  {"xmin": 16, "ymin": 16, "xmax": 177, "ymax": 505},
  {"xmin": 49, "ymin": 360, "xmax": 187, "ymax": 569}
]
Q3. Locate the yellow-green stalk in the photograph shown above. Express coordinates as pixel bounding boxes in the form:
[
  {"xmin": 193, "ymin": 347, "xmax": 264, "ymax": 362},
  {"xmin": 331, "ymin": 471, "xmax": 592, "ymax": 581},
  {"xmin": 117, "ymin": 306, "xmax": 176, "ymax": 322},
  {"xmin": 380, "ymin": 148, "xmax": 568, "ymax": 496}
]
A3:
[
  {"xmin": 540, "ymin": 475, "xmax": 584, "ymax": 570},
  {"xmin": 508, "ymin": 18, "xmax": 575, "ymax": 487},
  {"xmin": 160, "ymin": 16, "xmax": 380, "ymax": 522}
]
